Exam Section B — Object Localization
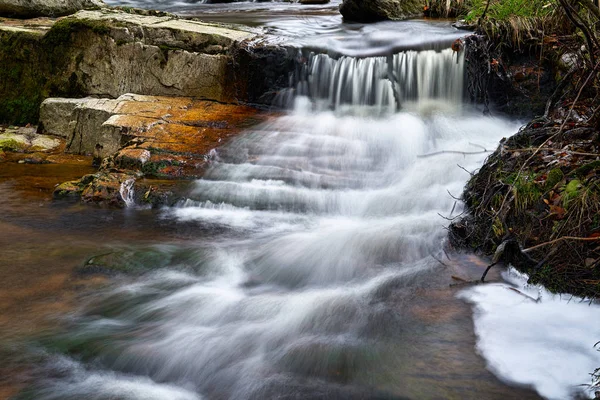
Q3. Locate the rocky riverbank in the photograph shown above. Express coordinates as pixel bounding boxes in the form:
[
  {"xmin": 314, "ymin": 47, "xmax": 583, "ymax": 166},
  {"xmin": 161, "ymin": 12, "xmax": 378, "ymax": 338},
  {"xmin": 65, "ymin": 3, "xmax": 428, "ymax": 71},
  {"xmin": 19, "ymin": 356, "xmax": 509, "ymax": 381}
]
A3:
[
  {"xmin": 449, "ymin": 12, "xmax": 600, "ymax": 299},
  {"xmin": 0, "ymin": 5, "xmax": 294, "ymax": 207}
]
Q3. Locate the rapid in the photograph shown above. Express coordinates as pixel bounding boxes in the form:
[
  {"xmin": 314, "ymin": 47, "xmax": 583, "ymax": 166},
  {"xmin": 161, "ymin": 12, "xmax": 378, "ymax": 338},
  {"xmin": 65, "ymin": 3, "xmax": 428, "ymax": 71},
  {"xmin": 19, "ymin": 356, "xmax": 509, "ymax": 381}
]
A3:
[{"xmin": 5, "ymin": 2, "xmax": 598, "ymax": 400}]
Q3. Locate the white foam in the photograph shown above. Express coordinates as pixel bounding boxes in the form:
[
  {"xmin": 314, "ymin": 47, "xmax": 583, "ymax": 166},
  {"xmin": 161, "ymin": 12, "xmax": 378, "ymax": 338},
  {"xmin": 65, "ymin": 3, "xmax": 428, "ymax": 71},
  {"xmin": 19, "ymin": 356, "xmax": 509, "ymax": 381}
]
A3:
[
  {"xmin": 38, "ymin": 357, "xmax": 202, "ymax": 400},
  {"xmin": 459, "ymin": 268, "xmax": 600, "ymax": 400}
]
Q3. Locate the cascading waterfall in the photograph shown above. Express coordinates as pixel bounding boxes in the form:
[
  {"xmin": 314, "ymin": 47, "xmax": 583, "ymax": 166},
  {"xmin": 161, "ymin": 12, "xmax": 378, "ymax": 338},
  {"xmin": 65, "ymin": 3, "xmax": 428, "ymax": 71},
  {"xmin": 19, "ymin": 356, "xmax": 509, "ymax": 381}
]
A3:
[
  {"xmin": 293, "ymin": 48, "xmax": 464, "ymax": 112},
  {"xmin": 26, "ymin": 43, "xmax": 531, "ymax": 400}
]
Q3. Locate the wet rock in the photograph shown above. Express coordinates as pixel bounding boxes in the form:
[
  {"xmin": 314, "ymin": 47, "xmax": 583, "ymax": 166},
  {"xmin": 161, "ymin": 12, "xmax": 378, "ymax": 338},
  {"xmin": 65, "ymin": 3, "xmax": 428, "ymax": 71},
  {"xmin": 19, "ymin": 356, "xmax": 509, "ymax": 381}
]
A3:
[
  {"xmin": 42, "ymin": 93, "xmax": 266, "ymax": 172},
  {"xmin": 339, "ymin": 0, "xmax": 422, "ymax": 22},
  {"xmin": 79, "ymin": 171, "xmax": 140, "ymax": 207},
  {"xmin": 300, "ymin": 0, "xmax": 330, "ymax": 4},
  {"xmin": 48, "ymin": 93, "xmax": 270, "ymax": 207},
  {"xmin": 53, "ymin": 180, "xmax": 85, "ymax": 199},
  {"xmin": 114, "ymin": 148, "xmax": 151, "ymax": 169},
  {"xmin": 20, "ymin": 153, "xmax": 50, "ymax": 164},
  {"xmin": 0, "ymin": 0, "xmax": 104, "ymax": 18},
  {"xmin": 39, "ymin": 98, "xmax": 88, "ymax": 139},
  {"xmin": 0, "ymin": 133, "xmax": 28, "ymax": 152},
  {"xmin": 79, "ymin": 248, "xmax": 172, "ymax": 275},
  {"xmin": 452, "ymin": 20, "xmax": 477, "ymax": 31},
  {"xmin": 0, "ymin": 128, "xmax": 62, "ymax": 153}
]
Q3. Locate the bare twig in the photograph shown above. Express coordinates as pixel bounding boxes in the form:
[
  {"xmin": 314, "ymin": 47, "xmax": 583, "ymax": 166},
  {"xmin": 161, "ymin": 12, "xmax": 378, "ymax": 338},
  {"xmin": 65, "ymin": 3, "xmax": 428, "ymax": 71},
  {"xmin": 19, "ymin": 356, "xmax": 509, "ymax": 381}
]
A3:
[
  {"xmin": 505, "ymin": 148, "xmax": 600, "ymax": 157},
  {"xmin": 457, "ymin": 164, "xmax": 475, "ymax": 175},
  {"xmin": 417, "ymin": 149, "xmax": 489, "ymax": 158},
  {"xmin": 431, "ymin": 253, "xmax": 450, "ymax": 267},
  {"xmin": 480, "ymin": 261, "xmax": 497, "ymax": 282},
  {"xmin": 524, "ymin": 236, "xmax": 600, "ymax": 253}
]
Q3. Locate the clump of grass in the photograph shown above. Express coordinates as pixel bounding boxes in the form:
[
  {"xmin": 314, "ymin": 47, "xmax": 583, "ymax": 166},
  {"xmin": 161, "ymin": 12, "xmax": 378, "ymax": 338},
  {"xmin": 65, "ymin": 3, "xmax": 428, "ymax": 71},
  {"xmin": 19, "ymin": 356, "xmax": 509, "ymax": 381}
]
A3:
[
  {"xmin": 461, "ymin": 0, "xmax": 569, "ymax": 49},
  {"xmin": 464, "ymin": 0, "xmax": 556, "ymax": 22},
  {"xmin": 450, "ymin": 121, "xmax": 600, "ymax": 299}
]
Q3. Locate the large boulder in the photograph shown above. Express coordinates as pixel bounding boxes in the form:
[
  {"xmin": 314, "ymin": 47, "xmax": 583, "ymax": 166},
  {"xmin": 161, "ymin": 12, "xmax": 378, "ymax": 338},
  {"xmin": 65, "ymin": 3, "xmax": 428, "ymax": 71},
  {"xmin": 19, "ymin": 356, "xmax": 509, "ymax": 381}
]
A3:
[
  {"xmin": 0, "ymin": 0, "xmax": 104, "ymax": 18},
  {"xmin": 339, "ymin": 0, "xmax": 422, "ymax": 22}
]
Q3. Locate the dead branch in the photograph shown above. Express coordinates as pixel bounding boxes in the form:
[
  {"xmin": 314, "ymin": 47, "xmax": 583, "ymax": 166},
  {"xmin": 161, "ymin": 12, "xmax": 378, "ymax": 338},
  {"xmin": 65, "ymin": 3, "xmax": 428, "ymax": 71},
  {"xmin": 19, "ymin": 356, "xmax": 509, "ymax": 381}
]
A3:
[
  {"xmin": 417, "ymin": 150, "xmax": 490, "ymax": 158},
  {"xmin": 524, "ymin": 236, "xmax": 600, "ymax": 252}
]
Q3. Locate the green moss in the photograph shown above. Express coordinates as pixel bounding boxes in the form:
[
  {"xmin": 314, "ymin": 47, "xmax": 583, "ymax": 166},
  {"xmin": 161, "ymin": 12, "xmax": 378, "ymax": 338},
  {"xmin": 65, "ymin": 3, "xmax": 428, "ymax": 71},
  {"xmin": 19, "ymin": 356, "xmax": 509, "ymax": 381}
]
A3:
[
  {"xmin": 0, "ymin": 31, "xmax": 45, "ymax": 124},
  {"xmin": 506, "ymin": 171, "xmax": 542, "ymax": 211},
  {"xmin": 0, "ymin": 17, "xmax": 113, "ymax": 124},
  {"xmin": 546, "ymin": 168, "xmax": 564, "ymax": 190},
  {"xmin": 574, "ymin": 160, "xmax": 600, "ymax": 178},
  {"xmin": 141, "ymin": 159, "xmax": 181, "ymax": 177},
  {"xmin": 0, "ymin": 138, "xmax": 25, "ymax": 152},
  {"xmin": 565, "ymin": 179, "xmax": 581, "ymax": 193},
  {"xmin": 43, "ymin": 18, "xmax": 111, "ymax": 48}
]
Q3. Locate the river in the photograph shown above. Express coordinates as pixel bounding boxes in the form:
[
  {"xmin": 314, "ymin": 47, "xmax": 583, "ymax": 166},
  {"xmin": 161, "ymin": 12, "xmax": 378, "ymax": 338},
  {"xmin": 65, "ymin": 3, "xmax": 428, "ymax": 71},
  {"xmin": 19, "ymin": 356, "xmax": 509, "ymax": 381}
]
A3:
[{"xmin": 1, "ymin": 2, "xmax": 599, "ymax": 399}]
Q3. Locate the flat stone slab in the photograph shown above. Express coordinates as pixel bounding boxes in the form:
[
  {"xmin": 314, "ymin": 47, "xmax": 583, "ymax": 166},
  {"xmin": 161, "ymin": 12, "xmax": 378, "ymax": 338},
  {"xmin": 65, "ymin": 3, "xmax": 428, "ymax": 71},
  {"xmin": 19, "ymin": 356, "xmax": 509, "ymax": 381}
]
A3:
[
  {"xmin": 0, "ymin": 0, "xmax": 104, "ymax": 18},
  {"xmin": 73, "ymin": 9, "xmax": 255, "ymax": 43},
  {"xmin": 0, "ymin": 16, "xmax": 54, "ymax": 34},
  {"xmin": 41, "ymin": 94, "xmax": 268, "ymax": 174}
]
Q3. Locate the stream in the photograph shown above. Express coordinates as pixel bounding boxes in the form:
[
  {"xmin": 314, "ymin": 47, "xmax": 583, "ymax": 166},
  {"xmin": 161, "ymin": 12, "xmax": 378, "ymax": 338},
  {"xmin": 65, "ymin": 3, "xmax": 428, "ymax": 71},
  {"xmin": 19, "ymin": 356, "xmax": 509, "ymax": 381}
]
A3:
[{"xmin": 2, "ymin": 2, "xmax": 599, "ymax": 399}]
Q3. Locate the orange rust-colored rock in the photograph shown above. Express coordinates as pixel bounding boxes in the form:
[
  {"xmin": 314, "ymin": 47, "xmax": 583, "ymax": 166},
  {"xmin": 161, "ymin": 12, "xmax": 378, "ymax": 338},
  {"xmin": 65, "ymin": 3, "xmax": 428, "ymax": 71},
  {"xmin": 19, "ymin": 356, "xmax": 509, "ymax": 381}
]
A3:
[{"xmin": 46, "ymin": 94, "xmax": 273, "ymax": 207}]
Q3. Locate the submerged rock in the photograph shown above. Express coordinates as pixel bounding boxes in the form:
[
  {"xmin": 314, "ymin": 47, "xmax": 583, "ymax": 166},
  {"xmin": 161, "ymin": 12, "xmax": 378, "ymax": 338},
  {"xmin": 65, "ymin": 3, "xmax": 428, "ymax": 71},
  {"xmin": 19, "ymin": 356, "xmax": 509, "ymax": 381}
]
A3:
[
  {"xmin": 0, "ymin": 0, "xmax": 104, "ymax": 18},
  {"xmin": 339, "ymin": 0, "xmax": 422, "ymax": 22},
  {"xmin": 79, "ymin": 248, "xmax": 172, "ymax": 275}
]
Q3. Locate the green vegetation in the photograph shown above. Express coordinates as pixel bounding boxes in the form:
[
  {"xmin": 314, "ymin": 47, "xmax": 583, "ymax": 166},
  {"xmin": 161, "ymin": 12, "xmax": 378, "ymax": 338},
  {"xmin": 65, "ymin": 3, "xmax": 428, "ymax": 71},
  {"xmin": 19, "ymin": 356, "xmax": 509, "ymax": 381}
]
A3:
[
  {"xmin": 451, "ymin": 121, "xmax": 600, "ymax": 298},
  {"xmin": 43, "ymin": 17, "xmax": 111, "ymax": 47},
  {"xmin": 0, "ymin": 31, "xmax": 45, "ymax": 124},
  {"xmin": 0, "ymin": 138, "xmax": 25, "ymax": 152},
  {"xmin": 0, "ymin": 17, "xmax": 112, "ymax": 125},
  {"xmin": 463, "ymin": 0, "xmax": 556, "ymax": 22}
]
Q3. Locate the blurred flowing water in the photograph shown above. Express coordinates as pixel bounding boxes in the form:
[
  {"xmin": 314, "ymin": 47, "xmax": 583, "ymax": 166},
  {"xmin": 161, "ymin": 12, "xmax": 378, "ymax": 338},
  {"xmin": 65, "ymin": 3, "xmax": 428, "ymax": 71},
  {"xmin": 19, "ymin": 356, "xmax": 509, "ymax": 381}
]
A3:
[{"xmin": 2, "ymin": 5, "xmax": 555, "ymax": 400}]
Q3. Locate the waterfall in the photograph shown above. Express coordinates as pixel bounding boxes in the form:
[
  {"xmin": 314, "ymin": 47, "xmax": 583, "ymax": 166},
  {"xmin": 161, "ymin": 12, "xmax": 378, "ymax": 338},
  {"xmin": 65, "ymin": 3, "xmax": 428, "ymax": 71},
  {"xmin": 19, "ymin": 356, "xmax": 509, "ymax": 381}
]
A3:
[
  {"xmin": 293, "ymin": 48, "xmax": 465, "ymax": 112},
  {"xmin": 119, "ymin": 178, "xmax": 136, "ymax": 208}
]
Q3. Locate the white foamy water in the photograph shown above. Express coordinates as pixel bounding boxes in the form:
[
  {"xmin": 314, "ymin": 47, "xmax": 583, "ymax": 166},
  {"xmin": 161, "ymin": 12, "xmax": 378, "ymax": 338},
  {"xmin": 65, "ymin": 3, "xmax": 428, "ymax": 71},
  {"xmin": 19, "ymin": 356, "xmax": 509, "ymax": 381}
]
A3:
[
  {"xmin": 120, "ymin": 178, "xmax": 136, "ymax": 208},
  {"xmin": 30, "ymin": 41, "xmax": 561, "ymax": 400},
  {"xmin": 459, "ymin": 269, "xmax": 600, "ymax": 400}
]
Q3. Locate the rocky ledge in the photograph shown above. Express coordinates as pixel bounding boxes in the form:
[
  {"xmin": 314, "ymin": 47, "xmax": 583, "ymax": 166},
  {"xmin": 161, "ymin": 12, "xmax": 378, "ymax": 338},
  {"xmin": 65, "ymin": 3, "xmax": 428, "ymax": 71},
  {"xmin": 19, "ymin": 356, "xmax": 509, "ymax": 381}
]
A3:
[
  {"xmin": 41, "ymin": 94, "xmax": 272, "ymax": 207},
  {"xmin": 0, "ymin": 8, "xmax": 294, "ymax": 125}
]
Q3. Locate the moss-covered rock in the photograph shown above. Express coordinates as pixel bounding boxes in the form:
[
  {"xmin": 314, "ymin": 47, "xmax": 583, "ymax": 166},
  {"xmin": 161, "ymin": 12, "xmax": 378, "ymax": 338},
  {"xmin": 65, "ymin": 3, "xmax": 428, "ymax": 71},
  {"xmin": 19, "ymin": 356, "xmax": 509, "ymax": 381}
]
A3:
[
  {"xmin": 53, "ymin": 180, "xmax": 84, "ymax": 199},
  {"xmin": 0, "ymin": 137, "xmax": 26, "ymax": 152},
  {"xmin": 79, "ymin": 248, "xmax": 171, "ymax": 275}
]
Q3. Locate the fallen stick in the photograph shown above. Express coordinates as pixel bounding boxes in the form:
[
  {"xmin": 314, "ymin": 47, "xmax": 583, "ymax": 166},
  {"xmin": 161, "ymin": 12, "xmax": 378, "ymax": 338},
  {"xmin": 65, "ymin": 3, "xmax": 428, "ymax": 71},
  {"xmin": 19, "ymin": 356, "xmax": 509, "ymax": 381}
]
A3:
[{"xmin": 524, "ymin": 236, "xmax": 600, "ymax": 253}]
